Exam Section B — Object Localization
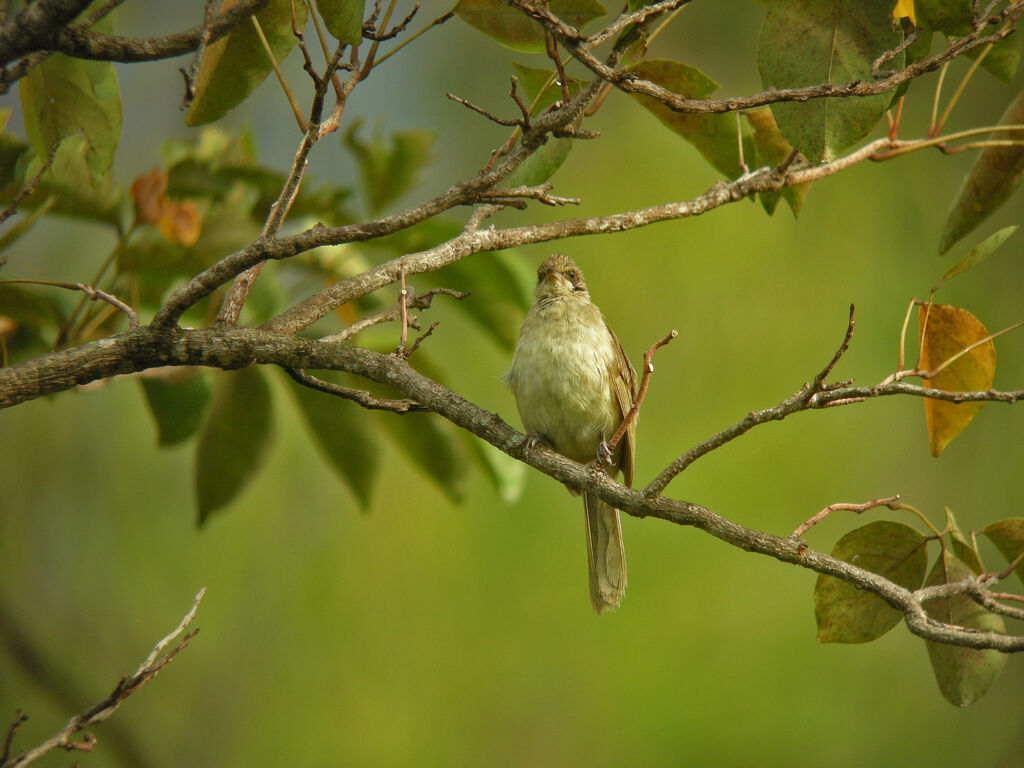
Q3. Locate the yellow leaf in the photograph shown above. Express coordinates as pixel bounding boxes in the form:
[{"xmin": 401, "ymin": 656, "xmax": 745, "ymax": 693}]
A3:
[
  {"xmin": 157, "ymin": 200, "xmax": 202, "ymax": 247},
  {"xmin": 892, "ymin": 0, "xmax": 915, "ymax": 26},
  {"xmin": 919, "ymin": 303, "xmax": 995, "ymax": 456}
]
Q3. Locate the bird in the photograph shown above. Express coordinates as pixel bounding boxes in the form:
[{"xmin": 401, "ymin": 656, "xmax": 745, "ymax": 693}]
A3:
[{"xmin": 506, "ymin": 254, "xmax": 638, "ymax": 614}]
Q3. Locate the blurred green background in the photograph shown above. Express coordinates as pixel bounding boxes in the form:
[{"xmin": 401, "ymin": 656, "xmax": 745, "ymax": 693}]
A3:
[{"xmin": 3, "ymin": 1, "xmax": 1024, "ymax": 766}]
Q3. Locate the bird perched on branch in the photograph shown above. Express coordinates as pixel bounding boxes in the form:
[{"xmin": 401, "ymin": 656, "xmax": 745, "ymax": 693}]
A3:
[{"xmin": 506, "ymin": 254, "xmax": 638, "ymax": 614}]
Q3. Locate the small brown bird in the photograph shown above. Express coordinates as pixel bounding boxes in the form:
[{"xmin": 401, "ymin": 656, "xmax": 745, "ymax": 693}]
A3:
[{"xmin": 506, "ymin": 254, "xmax": 638, "ymax": 614}]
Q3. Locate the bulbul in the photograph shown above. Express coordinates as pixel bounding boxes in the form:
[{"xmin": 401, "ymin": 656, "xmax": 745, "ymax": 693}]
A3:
[{"xmin": 506, "ymin": 254, "xmax": 638, "ymax": 614}]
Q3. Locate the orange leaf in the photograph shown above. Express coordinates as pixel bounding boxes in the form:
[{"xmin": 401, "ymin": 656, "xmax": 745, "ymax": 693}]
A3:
[
  {"xmin": 157, "ymin": 200, "xmax": 202, "ymax": 246},
  {"xmin": 131, "ymin": 166, "xmax": 168, "ymax": 224},
  {"xmin": 918, "ymin": 303, "xmax": 995, "ymax": 456}
]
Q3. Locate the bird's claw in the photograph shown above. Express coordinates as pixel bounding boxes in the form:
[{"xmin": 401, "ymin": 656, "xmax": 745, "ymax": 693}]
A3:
[{"xmin": 596, "ymin": 440, "xmax": 613, "ymax": 467}]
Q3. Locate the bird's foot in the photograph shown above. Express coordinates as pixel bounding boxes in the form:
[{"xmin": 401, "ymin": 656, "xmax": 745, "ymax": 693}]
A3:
[
  {"xmin": 595, "ymin": 440, "xmax": 614, "ymax": 467},
  {"xmin": 522, "ymin": 433, "xmax": 550, "ymax": 452}
]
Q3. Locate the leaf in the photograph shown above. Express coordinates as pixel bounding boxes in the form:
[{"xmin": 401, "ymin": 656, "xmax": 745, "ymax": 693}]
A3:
[
  {"xmin": 944, "ymin": 507, "xmax": 983, "ymax": 574},
  {"xmin": 922, "ymin": 551, "xmax": 1007, "ymax": 707},
  {"xmin": 380, "ymin": 411, "xmax": 465, "ymax": 503},
  {"xmin": 21, "ymin": 134, "xmax": 122, "ymax": 225},
  {"xmin": 316, "ymin": 0, "xmax": 365, "ymax": 45},
  {"xmin": 185, "ymin": 0, "xmax": 308, "ymax": 127},
  {"xmin": 19, "ymin": 50, "xmax": 121, "ymax": 183},
  {"xmin": 343, "ymin": 120, "xmax": 435, "ymax": 214},
  {"xmin": 939, "ymin": 84, "xmax": 1024, "ymax": 253},
  {"xmin": 194, "ymin": 367, "xmax": 273, "ymax": 524},
  {"xmin": 289, "ymin": 374, "xmax": 379, "ymax": 510},
  {"xmin": 892, "ymin": 0, "xmax": 916, "ymax": 24},
  {"xmin": 744, "ymin": 106, "xmax": 810, "ymax": 216},
  {"xmin": 460, "ymin": 431, "xmax": 526, "ymax": 503},
  {"xmin": 981, "ymin": 518, "xmax": 1024, "ymax": 585},
  {"xmin": 914, "ymin": 0, "xmax": 970, "ymax": 34},
  {"xmin": 939, "ymin": 226, "xmax": 1017, "ymax": 285},
  {"xmin": 140, "ymin": 370, "xmax": 212, "ymax": 446},
  {"xmin": 512, "ymin": 63, "xmax": 585, "ymax": 112},
  {"xmin": 918, "ymin": 303, "xmax": 995, "ymax": 456},
  {"xmin": 455, "ymin": 0, "xmax": 606, "ymax": 53},
  {"xmin": 757, "ymin": 0, "xmax": 903, "ymax": 163},
  {"xmin": 814, "ymin": 520, "xmax": 928, "ymax": 644},
  {"xmin": 967, "ymin": 26, "xmax": 1021, "ymax": 84},
  {"xmin": 626, "ymin": 59, "xmax": 750, "ymax": 179}
]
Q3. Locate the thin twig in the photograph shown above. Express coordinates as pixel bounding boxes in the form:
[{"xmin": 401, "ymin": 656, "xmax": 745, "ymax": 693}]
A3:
[
  {"xmin": 320, "ymin": 288, "xmax": 468, "ymax": 343},
  {"xmin": 0, "ymin": 279, "xmax": 138, "ymax": 329},
  {"xmin": 403, "ymin": 320, "xmax": 438, "ymax": 357},
  {"xmin": 606, "ymin": 330, "xmax": 678, "ymax": 454},
  {"xmin": 179, "ymin": 0, "xmax": 217, "ymax": 110},
  {"xmin": 3, "ymin": 589, "xmax": 205, "ymax": 768},
  {"xmin": 395, "ymin": 266, "xmax": 409, "ymax": 354},
  {"xmin": 251, "ymin": 14, "xmax": 307, "ymax": 132},
  {"xmin": 791, "ymin": 494, "xmax": 903, "ymax": 539},
  {"xmin": 0, "ymin": 141, "xmax": 58, "ymax": 226},
  {"xmin": 284, "ymin": 366, "xmax": 426, "ymax": 412},
  {"xmin": 810, "ymin": 304, "xmax": 855, "ymax": 393}
]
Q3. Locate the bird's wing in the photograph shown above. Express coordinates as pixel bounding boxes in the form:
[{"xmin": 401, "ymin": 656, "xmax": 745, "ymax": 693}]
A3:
[{"xmin": 607, "ymin": 323, "xmax": 638, "ymax": 488}]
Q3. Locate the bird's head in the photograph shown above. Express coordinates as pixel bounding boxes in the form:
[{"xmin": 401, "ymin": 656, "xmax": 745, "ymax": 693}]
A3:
[{"xmin": 534, "ymin": 254, "xmax": 588, "ymax": 300}]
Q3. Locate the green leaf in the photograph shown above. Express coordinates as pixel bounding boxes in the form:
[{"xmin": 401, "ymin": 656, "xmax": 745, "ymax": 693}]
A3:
[
  {"xmin": 626, "ymin": 59, "xmax": 750, "ymax": 179},
  {"xmin": 939, "ymin": 226, "xmax": 1017, "ymax": 285},
  {"xmin": 944, "ymin": 507, "xmax": 984, "ymax": 574},
  {"xmin": 460, "ymin": 431, "xmax": 526, "ymax": 504},
  {"xmin": 757, "ymin": 0, "xmax": 903, "ymax": 163},
  {"xmin": 501, "ymin": 134, "xmax": 575, "ymax": 188},
  {"xmin": 455, "ymin": 0, "xmax": 606, "ymax": 53},
  {"xmin": 968, "ymin": 27, "xmax": 1021, "ymax": 84},
  {"xmin": 981, "ymin": 518, "xmax": 1024, "ymax": 585},
  {"xmin": 939, "ymin": 85, "xmax": 1024, "ymax": 253},
  {"xmin": 289, "ymin": 373, "xmax": 379, "ymax": 510},
  {"xmin": 316, "ymin": 0, "xmax": 365, "ymax": 45},
  {"xmin": 915, "ymin": 0, "xmax": 971, "ymax": 34},
  {"xmin": 19, "ymin": 50, "xmax": 122, "ymax": 183},
  {"xmin": 140, "ymin": 370, "xmax": 212, "ymax": 446},
  {"xmin": 512, "ymin": 63, "xmax": 585, "ymax": 113},
  {"xmin": 185, "ymin": 0, "xmax": 308, "ymax": 127},
  {"xmin": 343, "ymin": 119, "xmax": 435, "ymax": 214},
  {"xmin": 814, "ymin": 520, "xmax": 928, "ymax": 644},
  {"xmin": 922, "ymin": 551, "xmax": 1007, "ymax": 707},
  {"xmin": 21, "ymin": 134, "xmax": 123, "ymax": 225},
  {"xmin": 195, "ymin": 367, "xmax": 273, "ymax": 524},
  {"xmin": 380, "ymin": 411, "xmax": 465, "ymax": 503}
]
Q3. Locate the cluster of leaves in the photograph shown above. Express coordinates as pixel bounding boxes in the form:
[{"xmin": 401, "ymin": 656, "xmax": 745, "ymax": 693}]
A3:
[
  {"xmin": 0, "ymin": 0, "xmax": 538, "ymax": 521},
  {"xmin": 814, "ymin": 227, "xmax": 1020, "ymax": 707},
  {"xmin": 458, "ymin": 0, "xmax": 1024, "ymax": 239},
  {"xmin": 815, "ymin": 512, "xmax": 1024, "ymax": 707}
]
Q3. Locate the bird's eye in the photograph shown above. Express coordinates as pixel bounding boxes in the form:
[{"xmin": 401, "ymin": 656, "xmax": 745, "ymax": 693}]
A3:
[{"xmin": 567, "ymin": 270, "xmax": 577, "ymax": 281}]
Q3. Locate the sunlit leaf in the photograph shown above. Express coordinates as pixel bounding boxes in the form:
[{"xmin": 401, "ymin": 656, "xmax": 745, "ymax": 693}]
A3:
[
  {"xmin": 892, "ymin": 0, "xmax": 915, "ymax": 24},
  {"xmin": 814, "ymin": 520, "xmax": 928, "ymax": 644},
  {"xmin": 343, "ymin": 119, "xmax": 435, "ymax": 214},
  {"xmin": 981, "ymin": 518, "xmax": 1024, "ymax": 585},
  {"xmin": 316, "ymin": 0, "xmax": 365, "ymax": 45},
  {"xmin": 195, "ymin": 367, "xmax": 273, "ymax": 524},
  {"xmin": 944, "ymin": 507, "xmax": 984, "ymax": 574},
  {"xmin": 744, "ymin": 106, "xmax": 809, "ymax": 216},
  {"xmin": 922, "ymin": 550, "xmax": 1006, "ymax": 707},
  {"xmin": 757, "ymin": 0, "xmax": 902, "ymax": 163},
  {"xmin": 626, "ymin": 59, "xmax": 749, "ymax": 179},
  {"xmin": 939, "ymin": 84, "xmax": 1024, "ymax": 253},
  {"xmin": 158, "ymin": 200, "xmax": 202, "ymax": 246},
  {"xmin": 289, "ymin": 373, "xmax": 379, "ymax": 510},
  {"xmin": 140, "ymin": 369, "xmax": 211, "ymax": 446},
  {"xmin": 918, "ymin": 303, "xmax": 995, "ymax": 456},
  {"xmin": 186, "ymin": 0, "xmax": 308, "ymax": 126},
  {"xmin": 939, "ymin": 226, "xmax": 1017, "ymax": 285},
  {"xmin": 19, "ymin": 50, "xmax": 121, "ymax": 183},
  {"xmin": 455, "ymin": 0, "xmax": 606, "ymax": 53}
]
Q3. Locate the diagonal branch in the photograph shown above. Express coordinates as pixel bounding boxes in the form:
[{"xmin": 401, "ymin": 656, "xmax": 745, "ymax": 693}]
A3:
[{"xmin": 2, "ymin": 589, "xmax": 205, "ymax": 768}]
